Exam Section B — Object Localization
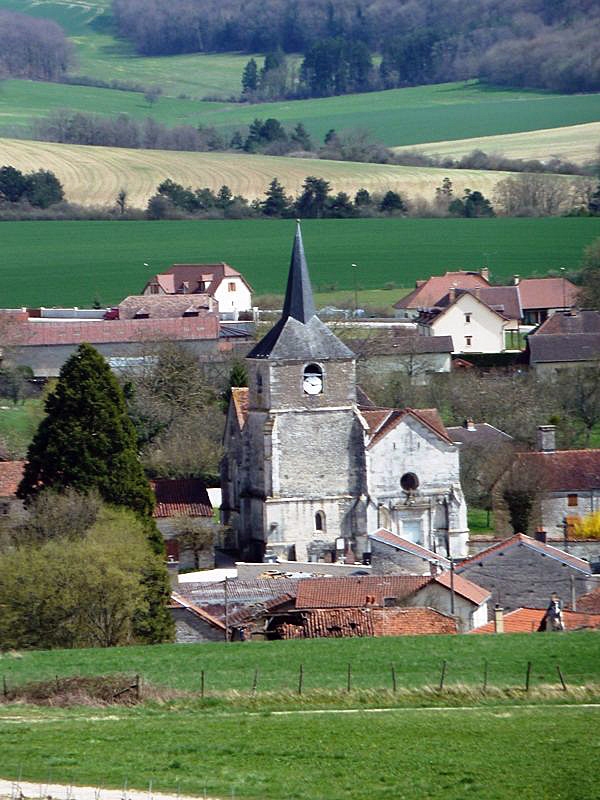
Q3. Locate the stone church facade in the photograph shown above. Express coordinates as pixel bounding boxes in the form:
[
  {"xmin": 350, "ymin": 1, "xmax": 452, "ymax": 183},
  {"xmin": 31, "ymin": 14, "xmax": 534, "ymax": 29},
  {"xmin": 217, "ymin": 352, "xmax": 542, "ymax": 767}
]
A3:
[{"xmin": 221, "ymin": 225, "xmax": 469, "ymax": 562}]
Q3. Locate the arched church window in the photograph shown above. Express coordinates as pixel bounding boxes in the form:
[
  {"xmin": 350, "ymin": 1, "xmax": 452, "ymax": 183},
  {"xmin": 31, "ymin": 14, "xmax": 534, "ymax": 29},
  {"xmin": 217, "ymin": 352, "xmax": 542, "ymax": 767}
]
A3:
[
  {"xmin": 303, "ymin": 363, "xmax": 323, "ymax": 395},
  {"xmin": 315, "ymin": 511, "xmax": 326, "ymax": 532},
  {"xmin": 256, "ymin": 372, "xmax": 263, "ymax": 394},
  {"xmin": 401, "ymin": 472, "xmax": 419, "ymax": 492}
]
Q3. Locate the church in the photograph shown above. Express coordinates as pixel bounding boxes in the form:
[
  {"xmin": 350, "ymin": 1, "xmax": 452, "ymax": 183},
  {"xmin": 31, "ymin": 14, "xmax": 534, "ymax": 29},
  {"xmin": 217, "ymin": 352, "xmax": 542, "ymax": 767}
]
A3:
[{"xmin": 221, "ymin": 224, "xmax": 469, "ymax": 563}]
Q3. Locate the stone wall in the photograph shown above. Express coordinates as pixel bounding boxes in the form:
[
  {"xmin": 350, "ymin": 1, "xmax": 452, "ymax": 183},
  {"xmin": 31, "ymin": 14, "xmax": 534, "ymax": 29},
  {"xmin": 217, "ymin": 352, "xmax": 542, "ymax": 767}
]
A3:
[{"xmin": 171, "ymin": 608, "xmax": 225, "ymax": 643}]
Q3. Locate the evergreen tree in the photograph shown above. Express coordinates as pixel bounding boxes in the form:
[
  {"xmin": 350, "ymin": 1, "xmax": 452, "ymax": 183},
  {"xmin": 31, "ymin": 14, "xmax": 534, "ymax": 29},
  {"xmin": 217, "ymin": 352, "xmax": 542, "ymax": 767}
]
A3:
[
  {"xmin": 291, "ymin": 122, "xmax": 312, "ymax": 150},
  {"xmin": 354, "ymin": 188, "xmax": 372, "ymax": 207},
  {"xmin": 216, "ymin": 185, "xmax": 234, "ymax": 210},
  {"xmin": 379, "ymin": 190, "xmax": 406, "ymax": 214},
  {"xmin": 295, "ymin": 176, "xmax": 331, "ymax": 218},
  {"xmin": 0, "ymin": 165, "xmax": 28, "ymax": 203},
  {"xmin": 241, "ymin": 58, "xmax": 258, "ymax": 95},
  {"xmin": 18, "ymin": 343, "xmax": 155, "ymax": 516},
  {"xmin": 326, "ymin": 191, "xmax": 355, "ymax": 218},
  {"xmin": 25, "ymin": 169, "xmax": 64, "ymax": 208},
  {"xmin": 449, "ymin": 189, "xmax": 495, "ymax": 218},
  {"xmin": 262, "ymin": 177, "xmax": 291, "ymax": 217}
]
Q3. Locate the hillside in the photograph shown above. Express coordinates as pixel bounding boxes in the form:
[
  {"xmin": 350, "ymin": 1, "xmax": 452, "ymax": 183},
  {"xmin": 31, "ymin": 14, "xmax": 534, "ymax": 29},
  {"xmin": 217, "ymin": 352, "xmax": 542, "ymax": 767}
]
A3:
[
  {"xmin": 0, "ymin": 137, "xmax": 531, "ymax": 208},
  {"xmin": 394, "ymin": 122, "xmax": 600, "ymax": 165},
  {"xmin": 2, "ymin": 218, "xmax": 600, "ymax": 307}
]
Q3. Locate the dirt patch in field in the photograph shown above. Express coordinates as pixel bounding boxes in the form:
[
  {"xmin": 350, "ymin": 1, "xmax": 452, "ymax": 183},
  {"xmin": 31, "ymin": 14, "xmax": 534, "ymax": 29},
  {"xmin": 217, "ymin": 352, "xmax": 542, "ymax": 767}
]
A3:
[{"xmin": 0, "ymin": 675, "xmax": 178, "ymax": 707}]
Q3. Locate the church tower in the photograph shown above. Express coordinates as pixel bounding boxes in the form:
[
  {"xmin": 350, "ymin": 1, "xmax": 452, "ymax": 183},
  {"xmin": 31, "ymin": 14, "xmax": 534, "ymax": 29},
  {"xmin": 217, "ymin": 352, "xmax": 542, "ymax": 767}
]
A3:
[{"xmin": 224, "ymin": 223, "xmax": 367, "ymax": 561}]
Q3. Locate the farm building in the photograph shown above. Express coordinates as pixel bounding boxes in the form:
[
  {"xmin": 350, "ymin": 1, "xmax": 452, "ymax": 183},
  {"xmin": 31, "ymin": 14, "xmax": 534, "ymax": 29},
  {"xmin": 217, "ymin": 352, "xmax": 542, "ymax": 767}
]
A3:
[{"xmin": 345, "ymin": 330, "xmax": 453, "ymax": 383}]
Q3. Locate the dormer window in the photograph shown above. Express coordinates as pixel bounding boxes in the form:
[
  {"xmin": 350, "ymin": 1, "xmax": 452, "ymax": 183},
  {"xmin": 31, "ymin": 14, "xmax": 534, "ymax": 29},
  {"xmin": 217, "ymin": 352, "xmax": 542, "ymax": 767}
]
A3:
[{"xmin": 303, "ymin": 363, "xmax": 323, "ymax": 395}]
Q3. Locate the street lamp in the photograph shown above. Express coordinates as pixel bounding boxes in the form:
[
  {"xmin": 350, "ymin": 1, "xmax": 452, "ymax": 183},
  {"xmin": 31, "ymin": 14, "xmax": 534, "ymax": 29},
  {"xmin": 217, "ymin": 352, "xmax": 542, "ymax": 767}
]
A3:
[
  {"xmin": 560, "ymin": 266, "xmax": 566, "ymax": 310},
  {"xmin": 351, "ymin": 263, "xmax": 358, "ymax": 315}
]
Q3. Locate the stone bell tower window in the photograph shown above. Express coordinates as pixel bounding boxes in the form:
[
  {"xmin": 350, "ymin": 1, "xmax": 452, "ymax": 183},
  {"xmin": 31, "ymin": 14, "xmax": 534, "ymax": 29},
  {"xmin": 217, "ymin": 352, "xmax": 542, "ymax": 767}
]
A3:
[
  {"xmin": 303, "ymin": 363, "xmax": 323, "ymax": 395},
  {"xmin": 315, "ymin": 511, "xmax": 326, "ymax": 532}
]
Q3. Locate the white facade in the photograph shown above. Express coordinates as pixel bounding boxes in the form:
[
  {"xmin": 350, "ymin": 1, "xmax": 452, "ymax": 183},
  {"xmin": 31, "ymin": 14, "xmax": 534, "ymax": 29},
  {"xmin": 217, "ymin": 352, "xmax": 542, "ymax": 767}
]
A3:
[
  {"xmin": 419, "ymin": 293, "xmax": 516, "ymax": 354},
  {"xmin": 212, "ymin": 276, "xmax": 253, "ymax": 319},
  {"xmin": 407, "ymin": 581, "xmax": 488, "ymax": 632}
]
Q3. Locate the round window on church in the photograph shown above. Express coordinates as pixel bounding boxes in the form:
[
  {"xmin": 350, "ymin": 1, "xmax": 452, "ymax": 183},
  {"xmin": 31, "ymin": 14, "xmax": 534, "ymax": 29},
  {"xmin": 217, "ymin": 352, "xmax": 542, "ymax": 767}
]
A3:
[{"xmin": 401, "ymin": 472, "xmax": 419, "ymax": 492}]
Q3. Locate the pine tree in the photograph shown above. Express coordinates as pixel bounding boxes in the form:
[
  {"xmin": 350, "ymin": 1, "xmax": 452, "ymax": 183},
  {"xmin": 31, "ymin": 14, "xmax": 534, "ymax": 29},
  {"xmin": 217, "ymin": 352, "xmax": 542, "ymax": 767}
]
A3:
[
  {"xmin": 262, "ymin": 177, "xmax": 291, "ymax": 217},
  {"xmin": 18, "ymin": 343, "xmax": 154, "ymax": 516},
  {"xmin": 241, "ymin": 58, "xmax": 258, "ymax": 95},
  {"xmin": 17, "ymin": 343, "xmax": 174, "ymax": 644}
]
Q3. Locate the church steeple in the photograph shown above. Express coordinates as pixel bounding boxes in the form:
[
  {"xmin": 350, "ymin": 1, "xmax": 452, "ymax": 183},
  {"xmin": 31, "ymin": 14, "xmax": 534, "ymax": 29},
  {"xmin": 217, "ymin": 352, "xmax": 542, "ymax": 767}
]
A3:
[{"xmin": 281, "ymin": 222, "xmax": 316, "ymax": 324}]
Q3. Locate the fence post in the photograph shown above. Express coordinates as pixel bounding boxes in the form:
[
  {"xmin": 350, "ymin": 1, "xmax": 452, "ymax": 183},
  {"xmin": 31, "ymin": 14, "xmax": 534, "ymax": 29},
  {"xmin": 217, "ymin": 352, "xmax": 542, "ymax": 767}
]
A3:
[
  {"xmin": 439, "ymin": 660, "xmax": 447, "ymax": 691},
  {"xmin": 200, "ymin": 669, "xmax": 205, "ymax": 698},
  {"xmin": 483, "ymin": 659, "xmax": 488, "ymax": 692},
  {"xmin": 391, "ymin": 664, "xmax": 397, "ymax": 693},
  {"xmin": 3, "ymin": 675, "xmax": 7, "ymax": 698},
  {"xmin": 347, "ymin": 663, "xmax": 352, "ymax": 693},
  {"xmin": 298, "ymin": 664, "xmax": 304, "ymax": 696},
  {"xmin": 525, "ymin": 661, "xmax": 532, "ymax": 693},
  {"xmin": 252, "ymin": 668, "xmax": 259, "ymax": 694},
  {"xmin": 557, "ymin": 664, "xmax": 568, "ymax": 692}
]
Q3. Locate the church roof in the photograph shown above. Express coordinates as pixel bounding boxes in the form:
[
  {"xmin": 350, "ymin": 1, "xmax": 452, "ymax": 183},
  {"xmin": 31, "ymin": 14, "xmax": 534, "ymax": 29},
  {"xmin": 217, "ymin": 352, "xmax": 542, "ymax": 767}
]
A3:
[
  {"xmin": 360, "ymin": 407, "xmax": 453, "ymax": 447},
  {"xmin": 247, "ymin": 223, "xmax": 354, "ymax": 361}
]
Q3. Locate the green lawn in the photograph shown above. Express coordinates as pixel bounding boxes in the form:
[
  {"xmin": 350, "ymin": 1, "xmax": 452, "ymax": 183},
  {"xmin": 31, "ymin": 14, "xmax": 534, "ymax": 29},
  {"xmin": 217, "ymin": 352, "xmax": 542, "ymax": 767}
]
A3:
[
  {"xmin": 2, "ymin": 76, "xmax": 600, "ymax": 146},
  {"xmin": 1, "ymin": 218, "xmax": 599, "ymax": 308},
  {"xmin": 467, "ymin": 507, "xmax": 495, "ymax": 533},
  {"xmin": 2, "ymin": 631, "xmax": 599, "ymax": 692},
  {"xmin": 1, "ymin": 702, "xmax": 598, "ymax": 799},
  {"xmin": 0, "ymin": 398, "xmax": 44, "ymax": 457}
]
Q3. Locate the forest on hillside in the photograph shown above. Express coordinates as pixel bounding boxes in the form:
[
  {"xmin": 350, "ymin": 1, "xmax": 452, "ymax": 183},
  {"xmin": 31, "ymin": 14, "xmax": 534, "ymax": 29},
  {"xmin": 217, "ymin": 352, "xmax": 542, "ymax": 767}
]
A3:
[{"xmin": 112, "ymin": 0, "xmax": 600, "ymax": 93}]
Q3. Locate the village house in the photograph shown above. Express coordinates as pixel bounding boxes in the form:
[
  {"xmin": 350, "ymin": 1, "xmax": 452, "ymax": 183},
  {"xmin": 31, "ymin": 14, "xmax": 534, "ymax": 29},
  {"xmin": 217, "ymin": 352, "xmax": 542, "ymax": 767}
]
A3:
[
  {"xmin": 527, "ymin": 309, "xmax": 600, "ymax": 376},
  {"xmin": 494, "ymin": 424, "xmax": 600, "ymax": 545},
  {"xmin": 367, "ymin": 528, "xmax": 451, "ymax": 574},
  {"xmin": 345, "ymin": 330, "xmax": 453, "ymax": 383},
  {"xmin": 514, "ymin": 275, "xmax": 579, "ymax": 325},
  {"xmin": 456, "ymin": 533, "xmax": 598, "ymax": 617},
  {"xmin": 221, "ymin": 224, "xmax": 469, "ymax": 564},
  {"xmin": 150, "ymin": 477, "xmax": 214, "ymax": 569},
  {"xmin": 394, "ymin": 269, "xmax": 490, "ymax": 320},
  {"xmin": 142, "ymin": 263, "xmax": 253, "ymax": 320},
  {"xmin": 471, "ymin": 606, "xmax": 600, "ymax": 633}
]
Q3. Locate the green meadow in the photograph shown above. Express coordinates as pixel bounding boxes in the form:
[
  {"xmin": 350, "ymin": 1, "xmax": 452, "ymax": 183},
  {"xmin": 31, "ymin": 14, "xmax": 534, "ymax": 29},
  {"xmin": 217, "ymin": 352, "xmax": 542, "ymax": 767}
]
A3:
[{"xmin": 1, "ymin": 218, "xmax": 599, "ymax": 308}]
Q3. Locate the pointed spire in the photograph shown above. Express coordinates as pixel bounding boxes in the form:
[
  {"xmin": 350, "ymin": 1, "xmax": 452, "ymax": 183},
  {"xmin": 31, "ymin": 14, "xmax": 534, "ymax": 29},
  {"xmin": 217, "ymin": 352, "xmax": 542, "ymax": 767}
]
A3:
[{"xmin": 281, "ymin": 220, "xmax": 316, "ymax": 324}]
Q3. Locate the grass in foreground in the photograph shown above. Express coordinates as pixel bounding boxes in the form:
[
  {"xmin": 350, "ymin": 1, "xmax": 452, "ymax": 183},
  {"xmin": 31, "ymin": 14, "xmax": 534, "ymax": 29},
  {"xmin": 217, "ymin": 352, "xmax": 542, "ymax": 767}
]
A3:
[
  {"xmin": 0, "ymin": 699, "xmax": 598, "ymax": 799},
  {"xmin": 1, "ymin": 217, "xmax": 599, "ymax": 308},
  {"xmin": 2, "ymin": 631, "xmax": 599, "ymax": 693},
  {"xmin": 0, "ymin": 399, "xmax": 45, "ymax": 457}
]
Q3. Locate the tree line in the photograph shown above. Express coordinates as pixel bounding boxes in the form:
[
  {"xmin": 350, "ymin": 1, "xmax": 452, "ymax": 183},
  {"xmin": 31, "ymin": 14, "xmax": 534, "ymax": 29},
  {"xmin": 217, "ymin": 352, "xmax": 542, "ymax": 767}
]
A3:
[
  {"xmin": 0, "ymin": 165, "xmax": 64, "ymax": 208},
  {"xmin": 0, "ymin": 10, "xmax": 72, "ymax": 81},
  {"xmin": 112, "ymin": 0, "xmax": 600, "ymax": 94}
]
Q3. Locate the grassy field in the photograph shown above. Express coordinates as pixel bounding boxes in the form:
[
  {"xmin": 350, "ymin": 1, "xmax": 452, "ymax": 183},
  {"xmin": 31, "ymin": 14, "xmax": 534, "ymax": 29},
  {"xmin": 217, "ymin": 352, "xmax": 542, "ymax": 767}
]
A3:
[
  {"xmin": 1, "ymin": 635, "xmax": 599, "ymax": 799},
  {"xmin": 2, "ymin": 77, "xmax": 600, "ymax": 147},
  {"xmin": 0, "ymin": 399, "xmax": 45, "ymax": 457},
  {"xmin": 1, "ymin": 702, "xmax": 599, "ymax": 799},
  {"xmin": 1, "ymin": 218, "xmax": 599, "ymax": 308},
  {"xmin": 394, "ymin": 121, "xmax": 600, "ymax": 164},
  {"xmin": 0, "ymin": 137, "xmax": 531, "ymax": 208},
  {"xmin": 2, "ymin": 632, "xmax": 599, "ymax": 691}
]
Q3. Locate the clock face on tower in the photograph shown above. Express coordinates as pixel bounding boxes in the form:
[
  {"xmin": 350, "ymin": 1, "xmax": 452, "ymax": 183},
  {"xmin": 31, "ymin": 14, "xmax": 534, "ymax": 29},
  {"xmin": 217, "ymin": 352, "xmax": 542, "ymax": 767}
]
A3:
[{"xmin": 303, "ymin": 363, "xmax": 323, "ymax": 395}]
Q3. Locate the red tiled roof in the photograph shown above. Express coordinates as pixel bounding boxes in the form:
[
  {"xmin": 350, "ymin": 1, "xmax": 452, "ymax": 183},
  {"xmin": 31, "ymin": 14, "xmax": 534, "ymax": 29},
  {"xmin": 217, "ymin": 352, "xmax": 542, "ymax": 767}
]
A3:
[
  {"xmin": 277, "ymin": 607, "xmax": 457, "ymax": 638},
  {"xmin": 371, "ymin": 607, "xmax": 458, "ymax": 636},
  {"xmin": 368, "ymin": 528, "xmax": 451, "ymax": 567},
  {"xmin": 470, "ymin": 607, "xmax": 600, "ymax": 633},
  {"xmin": 576, "ymin": 586, "xmax": 600, "ymax": 614},
  {"xmin": 145, "ymin": 263, "xmax": 252, "ymax": 296},
  {"xmin": 365, "ymin": 407, "xmax": 453, "ymax": 448},
  {"xmin": 394, "ymin": 271, "xmax": 489, "ymax": 309},
  {"xmin": 150, "ymin": 478, "xmax": 212, "ymax": 518},
  {"xmin": 514, "ymin": 450, "xmax": 600, "ymax": 492},
  {"xmin": 295, "ymin": 575, "xmax": 431, "ymax": 609},
  {"xmin": 433, "ymin": 571, "xmax": 491, "ymax": 606},
  {"xmin": 517, "ymin": 277, "xmax": 578, "ymax": 311},
  {"xmin": 0, "ymin": 461, "xmax": 25, "ymax": 496},
  {"xmin": 231, "ymin": 387, "xmax": 249, "ymax": 429},
  {"xmin": 5, "ymin": 316, "xmax": 220, "ymax": 346},
  {"xmin": 457, "ymin": 533, "xmax": 591, "ymax": 574}
]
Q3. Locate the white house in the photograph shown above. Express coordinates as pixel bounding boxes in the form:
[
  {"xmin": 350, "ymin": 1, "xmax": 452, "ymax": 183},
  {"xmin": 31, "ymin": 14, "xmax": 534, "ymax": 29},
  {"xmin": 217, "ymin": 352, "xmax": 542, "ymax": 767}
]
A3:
[
  {"xmin": 142, "ymin": 263, "xmax": 253, "ymax": 320},
  {"xmin": 417, "ymin": 287, "xmax": 519, "ymax": 354}
]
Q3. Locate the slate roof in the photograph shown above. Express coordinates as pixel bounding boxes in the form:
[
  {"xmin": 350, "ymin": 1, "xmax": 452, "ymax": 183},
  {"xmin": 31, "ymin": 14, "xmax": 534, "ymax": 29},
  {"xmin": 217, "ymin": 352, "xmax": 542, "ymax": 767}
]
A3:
[
  {"xmin": 150, "ymin": 478, "xmax": 212, "ymax": 518},
  {"xmin": 476, "ymin": 286, "xmax": 522, "ymax": 321},
  {"xmin": 513, "ymin": 449, "xmax": 600, "ymax": 492},
  {"xmin": 346, "ymin": 332, "xmax": 453, "ymax": 357},
  {"xmin": 118, "ymin": 295, "xmax": 214, "ymax": 318},
  {"xmin": 248, "ymin": 224, "xmax": 354, "ymax": 361},
  {"xmin": 175, "ymin": 578, "xmax": 300, "ymax": 623},
  {"xmin": 446, "ymin": 422, "xmax": 514, "ymax": 447},
  {"xmin": 470, "ymin": 607, "xmax": 600, "ymax": 633},
  {"xmin": 528, "ymin": 333, "xmax": 600, "ymax": 363},
  {"xmin": 457, "ymin": 533, "xmax": 592, "ymax": 574},
  {"xmin": 517, "ymin": 277, "xmax": 578, "ymax": 311},
  {"xmin": 368, "ymin": 528, "xmax": 451, "ymax": 568},
  {"xmin": 394, "ymin": 271, "xmax": 489, "ymax": 310},
  {"xmin": 170, "ymin": 593, "xmax": 226, "ymax": 631},
  {"xmin": 535, "ymin": 309, "xmax": 600, "ymax": 335},
  {"xmin": 0, "ymin": 460, "xmax": 25, "ymax": 496}
]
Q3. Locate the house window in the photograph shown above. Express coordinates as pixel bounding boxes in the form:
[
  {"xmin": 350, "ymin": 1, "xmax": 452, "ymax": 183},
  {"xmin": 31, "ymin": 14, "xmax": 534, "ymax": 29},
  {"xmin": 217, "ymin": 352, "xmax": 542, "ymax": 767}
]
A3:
[
  {"xmin": 567, "ymin": 494, "xmax": 578, "ymax": 507},
  {"xmin": 464, "ymin": 313, "xmax": 471, "ymax": 323},
  {"xmin": 228, "ymin": 282, "xmax": 236, "ymax": 292},
  {"xmin": 150, "ymin": 284, "xmax": 159, "ymax": 295},
  {"xmin": 465, "ymin": 336, "xmax": 472, "ymax": 346},
  {"xmin": 315, "ymin": 511, "xmax": 326, "ymax": 532}
]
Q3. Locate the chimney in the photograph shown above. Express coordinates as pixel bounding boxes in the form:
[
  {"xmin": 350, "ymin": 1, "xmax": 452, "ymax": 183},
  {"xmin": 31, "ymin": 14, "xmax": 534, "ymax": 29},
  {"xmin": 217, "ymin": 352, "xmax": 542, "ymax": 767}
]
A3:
[
  {"xmin": 534, "ymin": 527, "xmax": 547, "ymax": 544},
  {"xmin": 429, "ymin": 560, "xmax": 441, "ymax": 577},
  {"xmin": 449, "ymin": 287, "xmax": 456, "ymax": 303},
  {"xmin": 513, "ymin": 274, "xmax": 520, "ymax": 286},
  {"xmin": 537, "ymin": 425, "xmax": 556, "ymax": 453},
  {"xmin": 494, "ymin": 604, "xmax": 504, "ymax": 634},
  {"xmin": 464, "ymin": 418, "xmax": 476, "ymax": 431},
  {"xmin": 480, "ymin": 267, "xmax": 490, "ymax": 282},
  {"xmin": 474, "ymin": 287, "xmax": 481, "ymax": 300}
]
